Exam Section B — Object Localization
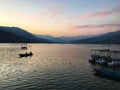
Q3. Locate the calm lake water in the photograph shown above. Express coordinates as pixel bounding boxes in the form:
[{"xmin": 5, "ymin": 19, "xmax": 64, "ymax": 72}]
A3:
[{"xmin": 0, "ymin": 44, "xmax": 120, "ymax": 90}]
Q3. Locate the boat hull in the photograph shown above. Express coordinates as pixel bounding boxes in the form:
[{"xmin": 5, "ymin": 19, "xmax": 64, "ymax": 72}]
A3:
[
  {"xmin": 94, "ymin": 68, "xmax": 120, "ymax": 81},
  {"xmin": 19, "ymin": 53, "xmax": 33, "ymax": 57}
]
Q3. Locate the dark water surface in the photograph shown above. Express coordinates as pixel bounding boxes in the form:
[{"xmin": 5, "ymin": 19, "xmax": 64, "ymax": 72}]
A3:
[{"xmin": 0, "ymin": 44, "xmax": 120, "ymax": 90}]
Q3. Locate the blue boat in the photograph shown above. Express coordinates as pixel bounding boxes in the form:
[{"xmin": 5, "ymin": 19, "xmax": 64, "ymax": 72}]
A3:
[{"xmin": 94, "ymin": 68, "xmax": 120, "ymax": 81}]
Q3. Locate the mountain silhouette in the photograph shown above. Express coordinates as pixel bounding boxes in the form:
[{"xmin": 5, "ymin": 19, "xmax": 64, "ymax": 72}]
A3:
[
  {"xmin": 72, "ymin": 30, "xmax": 120, "ymax": 44},
  {"xmin": 0, "ymin": 26, "xmax": 120, "ymax": 44},
  {"xmin": 34, "ymin": 34, "xmax": 94, "ymax": 43},
  {"xmin": 0, "ymin": 26, "xmax": 50, "ymax": 43},
  {"xmin": 34, "ymin": 34, "xmax": 63, "ymax": 43}
]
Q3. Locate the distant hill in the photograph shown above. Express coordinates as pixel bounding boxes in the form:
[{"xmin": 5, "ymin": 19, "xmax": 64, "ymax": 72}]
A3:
[
  {"xmin": 0, "ymin": 26, "xmax": 120, "ymax": 44},
  {"xmin": 0, "ymin": 26, "xmax": 50, "ymax": 43},
  {"xmin": 59, "ymin": 35, "xmax": 94, "ymax": 43},
  {"xmin": 72, "ymin": 30, "xmax": 120, "ymax": 44},
  {"xmin": 34, "ymin": 34, "xmax": 94, "ymax": 43},
  {"xmin": 0, "ymin": 29, "xmax": 30, "ymax": 43},
  {"xmin": 34, "ymin": 35, "xmax": 63, "ymax": 43}
]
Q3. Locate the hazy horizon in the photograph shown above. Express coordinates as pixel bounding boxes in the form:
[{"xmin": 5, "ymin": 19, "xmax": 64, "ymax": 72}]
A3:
[
  {"xmin": 1, "ymin": 25, "xmax": 119, "ymax": 37},
  {"xmin": 0, "ymin": 0, "xmax": 120, "ymax": 36}
]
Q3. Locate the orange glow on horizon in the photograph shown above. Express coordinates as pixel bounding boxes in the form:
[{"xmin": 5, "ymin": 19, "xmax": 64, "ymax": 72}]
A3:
[{"xmin": 0, "ymin": 0, "xmax": 120, "ymax": 37}]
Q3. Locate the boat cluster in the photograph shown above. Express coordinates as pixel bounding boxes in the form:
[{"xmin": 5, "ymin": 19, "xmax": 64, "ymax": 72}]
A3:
[
  {"xmin": 89, "ymin": 49, "xmax": 120, "ymax": 81},
  {"xmin": 19, "ymin": 44, "xmax": 33, "ymax": 58},
  {"xmin": 89, "ymin": 49, "xmax": 120, "ymax": 67}
]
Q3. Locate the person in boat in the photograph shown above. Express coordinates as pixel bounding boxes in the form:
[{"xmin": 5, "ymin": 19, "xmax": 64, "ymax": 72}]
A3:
[
  {"xmin": 25, "ymin": 52, "xmax": 28, "ymax": 55},
  {"xmin": 29, "ymin": 51, "xmax": 33, "ymax": 55}
]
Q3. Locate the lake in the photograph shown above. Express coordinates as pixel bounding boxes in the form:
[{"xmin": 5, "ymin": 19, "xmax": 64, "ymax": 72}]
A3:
[{"xmin": 0, "ymin": 44, "xmax": 120, "ymax": 90}]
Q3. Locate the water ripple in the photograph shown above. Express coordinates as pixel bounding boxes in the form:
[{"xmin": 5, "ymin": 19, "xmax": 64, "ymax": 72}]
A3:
[{"xmin": 0, "ymin": 44, "xmax": 120, "ymax": 90}]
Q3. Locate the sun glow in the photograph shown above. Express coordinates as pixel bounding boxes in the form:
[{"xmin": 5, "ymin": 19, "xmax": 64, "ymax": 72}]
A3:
[{"xmin": 0, "ymin": 0, "xmax": 120, "ymax": 36}]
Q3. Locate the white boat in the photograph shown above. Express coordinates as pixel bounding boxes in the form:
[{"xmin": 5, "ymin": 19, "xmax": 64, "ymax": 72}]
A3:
[
  {"xmin": 107, "ymin": 60, "xmax": 120, "ymax": 67},
  {"xmin": 96, "ymin": 58, "xmax": 106, "ymax": 65}
]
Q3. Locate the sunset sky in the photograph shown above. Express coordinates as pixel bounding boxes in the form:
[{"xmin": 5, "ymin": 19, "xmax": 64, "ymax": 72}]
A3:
[{"xmin": 0, "ymin": 0, "xmax": 120, "ymax": 36}]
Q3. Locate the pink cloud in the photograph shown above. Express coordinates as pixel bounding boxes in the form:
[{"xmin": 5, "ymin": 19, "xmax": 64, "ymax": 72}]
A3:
[
  {"xmin": 81, "ymin": 5, "xmax": 120, "ymax": 19},
  {"xmin": 112, "ymin": 5, "xmax": 120, "ymax": 14},
  {"xmin": 68, "ymin": 24, "xmax": 120, "ymax": 35},
  {"xmin": 82, "ymin": 12, "xmax": 111, "ymax": 18},
  {"xmin": 71, "ymin": 24, "xmax": 120, "ymax": 30}
]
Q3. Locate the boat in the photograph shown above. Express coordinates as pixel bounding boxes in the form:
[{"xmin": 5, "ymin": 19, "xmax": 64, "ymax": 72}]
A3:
[
  {"xmin": 19, "ymin": 52, "xmax": 33, "ymax": 57},
  {"xmin": 89, "ymin": 49, "xmax": 111, "ymax": 64},
  {"xmin": 95, "ymin": 58, "xmax": 107, "ymax": 65},
  {"xmin": 21, "ymin": 44, "xmax": 27, "ymax": 50},
  {"xmin": 107, "ymin": 51, "xmax": 120, "ymax": 67},
  {"xmin": 107, "ymin": 60, "xmax": 120, "ymax": 67},
  {"xmin": 94, "ymin": 67, "xmax": 120, "ymax": 81}
]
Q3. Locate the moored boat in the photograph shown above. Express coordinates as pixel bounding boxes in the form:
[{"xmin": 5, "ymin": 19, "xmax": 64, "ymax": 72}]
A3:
[
  {"xmin": 94, "ymin": 67, "xmax": 120, "ymax": 81},
  {"xmin": 95, "ymin": 58, "xmax": 107, "ymax": 65},
  {"xmin": 89, "ymin": 49, "xmax": 111, "ymax": 64},
  {"xmin": 89, "ymin": 49, "xmax": 120, "ymax": 67},
  {"xmin": 107, "ymin": 51, "xmax": 120, "ymax": 67},
  {"xmin": 107, "ymin": 60, "xmax": 120, "ymax": 67}
]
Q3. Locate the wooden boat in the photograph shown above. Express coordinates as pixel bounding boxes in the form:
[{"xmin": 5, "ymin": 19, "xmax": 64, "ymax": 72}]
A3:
[
  {"xmin": 21, "ymin": 46, "xmax": 27, "ymax": 50},
  {"xmin": 21, "ymin": 44, "xmax": 27, "ymax": 50},
  {"xmin": 19, "ymin": 52, "xmax": 33, "ymax": 57},
  {"xmin": 94, "ymin": 68, "xmax": 120, "ymax": 81}
]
